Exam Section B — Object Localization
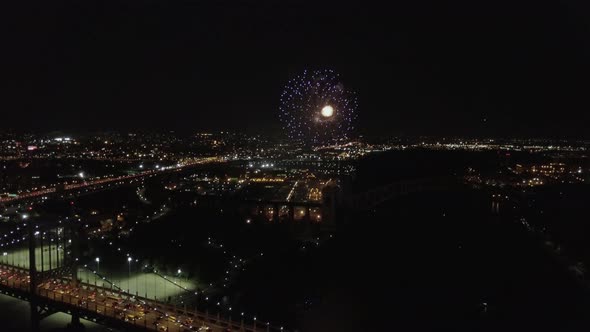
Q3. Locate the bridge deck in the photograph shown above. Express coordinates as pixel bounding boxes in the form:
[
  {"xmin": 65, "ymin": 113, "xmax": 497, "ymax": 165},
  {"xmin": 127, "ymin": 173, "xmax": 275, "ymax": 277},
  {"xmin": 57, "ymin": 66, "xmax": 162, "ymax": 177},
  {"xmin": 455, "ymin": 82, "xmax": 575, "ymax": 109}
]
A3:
[{"xmin": 0, "ymin": 264, "xmax": 267, "ymax": 332}]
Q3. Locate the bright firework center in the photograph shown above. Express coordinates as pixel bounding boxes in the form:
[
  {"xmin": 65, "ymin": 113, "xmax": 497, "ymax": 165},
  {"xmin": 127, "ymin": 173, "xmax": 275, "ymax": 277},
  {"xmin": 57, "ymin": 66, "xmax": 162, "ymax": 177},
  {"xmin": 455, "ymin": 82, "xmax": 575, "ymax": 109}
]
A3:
[{"xmin": 321, "ymin": 105, "xmax": 334, "ymax": 118}]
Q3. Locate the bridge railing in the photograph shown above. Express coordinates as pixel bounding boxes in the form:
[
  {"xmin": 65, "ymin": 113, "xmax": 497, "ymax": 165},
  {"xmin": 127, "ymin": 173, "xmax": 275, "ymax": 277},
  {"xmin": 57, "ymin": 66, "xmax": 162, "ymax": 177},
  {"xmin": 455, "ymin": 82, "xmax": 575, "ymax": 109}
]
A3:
[{"xmin": 0, "ymin": 264, "xmax": 272, "ymax": 332}]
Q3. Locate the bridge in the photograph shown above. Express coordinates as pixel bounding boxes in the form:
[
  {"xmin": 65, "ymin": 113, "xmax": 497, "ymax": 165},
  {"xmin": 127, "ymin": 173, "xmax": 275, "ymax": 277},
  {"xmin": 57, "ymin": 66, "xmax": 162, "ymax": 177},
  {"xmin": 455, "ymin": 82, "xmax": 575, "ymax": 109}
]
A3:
[
  {"xmin": 0, "ymin": 157, "xmax": 224, "ymax": 206},
  {"xmin": 0, "ymin": 219, "xmax": 269, "ymax": 332}
]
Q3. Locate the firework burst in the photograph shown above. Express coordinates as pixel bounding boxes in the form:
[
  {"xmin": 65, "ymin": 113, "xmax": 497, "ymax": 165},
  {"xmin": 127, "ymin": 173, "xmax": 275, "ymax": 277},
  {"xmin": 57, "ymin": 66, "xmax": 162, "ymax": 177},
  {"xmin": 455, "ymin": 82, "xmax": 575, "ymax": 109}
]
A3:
[{"xmin": 279, "ymin": 69, "xmax": 358, "ymax": 144}]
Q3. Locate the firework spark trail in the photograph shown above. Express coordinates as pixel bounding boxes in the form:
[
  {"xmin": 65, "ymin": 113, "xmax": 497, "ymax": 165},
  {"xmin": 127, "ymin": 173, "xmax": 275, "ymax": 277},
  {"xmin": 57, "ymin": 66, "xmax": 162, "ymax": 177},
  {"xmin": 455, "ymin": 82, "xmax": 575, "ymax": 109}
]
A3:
[{"xmin": 279, "ymin": 69, "xmax": 358, "ymax": 145}]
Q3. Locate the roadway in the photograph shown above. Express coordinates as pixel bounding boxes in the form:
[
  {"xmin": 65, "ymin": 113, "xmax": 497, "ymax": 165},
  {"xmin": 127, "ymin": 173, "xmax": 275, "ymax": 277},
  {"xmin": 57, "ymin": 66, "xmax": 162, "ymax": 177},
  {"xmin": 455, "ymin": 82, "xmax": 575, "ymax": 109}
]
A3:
[{"xmin": 0, "ymin": 157, "xmax": 224, "ymax": 205}]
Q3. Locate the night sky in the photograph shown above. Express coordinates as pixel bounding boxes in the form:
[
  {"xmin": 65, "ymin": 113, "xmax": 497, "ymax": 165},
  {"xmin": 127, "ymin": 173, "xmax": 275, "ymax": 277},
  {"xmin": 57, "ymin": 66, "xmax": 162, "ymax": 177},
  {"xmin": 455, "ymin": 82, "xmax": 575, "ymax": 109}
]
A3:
[{"xmin": 3, "ymin": 0, "xmax": 590, "ymax": 137}]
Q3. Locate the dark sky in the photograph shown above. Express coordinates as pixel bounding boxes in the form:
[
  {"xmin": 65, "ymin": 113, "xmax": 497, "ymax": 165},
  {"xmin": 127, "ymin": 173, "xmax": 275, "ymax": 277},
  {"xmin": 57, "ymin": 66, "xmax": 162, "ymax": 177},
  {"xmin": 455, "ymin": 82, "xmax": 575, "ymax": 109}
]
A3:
[{"xmin": 2, "ymin": 0, "xmax": 590, "ymax": 138}]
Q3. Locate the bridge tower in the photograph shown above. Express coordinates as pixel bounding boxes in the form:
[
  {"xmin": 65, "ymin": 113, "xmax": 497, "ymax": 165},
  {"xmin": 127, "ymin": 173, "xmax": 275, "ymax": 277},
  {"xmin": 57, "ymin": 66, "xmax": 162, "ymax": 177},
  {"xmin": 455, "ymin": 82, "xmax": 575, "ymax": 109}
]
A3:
[{"xmin": 27, "ymin": 218, "xmax": 82, "ymax": 331}]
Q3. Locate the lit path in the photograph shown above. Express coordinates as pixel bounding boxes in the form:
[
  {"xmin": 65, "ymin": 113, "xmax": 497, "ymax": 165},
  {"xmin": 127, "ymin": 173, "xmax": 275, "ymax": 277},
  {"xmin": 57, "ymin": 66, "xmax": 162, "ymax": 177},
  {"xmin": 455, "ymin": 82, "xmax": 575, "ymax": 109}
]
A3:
[{"xmin": 0, "ymin": 264, "xmax": 268, "ymax": 332}]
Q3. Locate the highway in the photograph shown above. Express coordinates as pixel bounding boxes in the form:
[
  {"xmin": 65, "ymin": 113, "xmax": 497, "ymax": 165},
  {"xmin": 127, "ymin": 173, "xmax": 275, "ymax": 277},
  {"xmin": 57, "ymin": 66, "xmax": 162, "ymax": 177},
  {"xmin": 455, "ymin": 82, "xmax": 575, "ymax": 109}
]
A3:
[{"xmin": 0, "ymin": 157, "xmax": 223, "ymax": 205}]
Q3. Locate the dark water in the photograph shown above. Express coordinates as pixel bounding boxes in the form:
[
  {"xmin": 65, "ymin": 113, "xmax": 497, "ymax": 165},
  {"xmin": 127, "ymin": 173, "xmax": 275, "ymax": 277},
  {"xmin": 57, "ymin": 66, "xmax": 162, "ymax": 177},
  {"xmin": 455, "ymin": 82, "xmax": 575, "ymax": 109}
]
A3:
[
  {"xmin": 298, "ymin": 189, "xmax": 589, "ymax": 331},
  {"xmin": 233, "ymin": 150, "xmax": 590, "ymax": 331},
  {"xmin": 0, "ymin": 293, "xmax": 115, "ymax": 331},
  {"xmin": 225, "ymin": 186, "xmax": 588, "ymax": 331}
]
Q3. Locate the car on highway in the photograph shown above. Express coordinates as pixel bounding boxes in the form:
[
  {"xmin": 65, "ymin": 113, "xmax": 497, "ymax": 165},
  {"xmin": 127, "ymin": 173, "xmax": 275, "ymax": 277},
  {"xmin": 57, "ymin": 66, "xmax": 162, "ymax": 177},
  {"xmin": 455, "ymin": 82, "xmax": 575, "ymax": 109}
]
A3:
[{"xmin": 155, "ymin": 323, "xmax": 169, "ymax": 331}]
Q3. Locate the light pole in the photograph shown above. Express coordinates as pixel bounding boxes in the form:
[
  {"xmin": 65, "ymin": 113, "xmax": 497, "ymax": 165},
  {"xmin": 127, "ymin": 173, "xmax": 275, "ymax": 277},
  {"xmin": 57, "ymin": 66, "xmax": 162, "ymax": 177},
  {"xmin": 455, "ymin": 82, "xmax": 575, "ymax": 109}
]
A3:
[
  {"xmin": 154, "ymin": 270, "xmax": 157, "ymax": 301},
  {"xmin": 135, "ymin": 259, "xmax": 138, "ymax": 296},
  {"xmin": 177, "ymin": 268, "xmax": 183, "ymax": 303},
  {"xmin": 21, "ymin": 215, "xmax": 28, "ymax": 268},
  {"xmin": 144, "ymin": 265, "xmax": 148, "ymax": 298},
  {"xmin": 127, "ymin": 257, "xmax": 132, "ymax": 294},
  {"xmin": 2, "ymin": 252, "xmax": 6, "ymax": 265}
]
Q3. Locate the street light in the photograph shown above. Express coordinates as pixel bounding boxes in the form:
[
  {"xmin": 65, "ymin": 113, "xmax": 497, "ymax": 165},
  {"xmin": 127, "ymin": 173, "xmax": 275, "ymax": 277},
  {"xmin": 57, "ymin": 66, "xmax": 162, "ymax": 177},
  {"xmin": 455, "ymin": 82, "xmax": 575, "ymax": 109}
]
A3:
[
  {"xmin": 95, "ymin": 257, "xmax": 100, "ymax": 274},
  {"xmin": 154, "ymin": 270, "xmax": 157, "ymax": 301},
  {"xmin": 143, "ymin": 265, "xmax": 149, "ymax": 298},
  {"xmin": 127, "ymin": 257, "xmax": 132, "ymax": 293},
  {"xmin": 164, "ymin": 274, "xmax": 168, "ymax": 302}
]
